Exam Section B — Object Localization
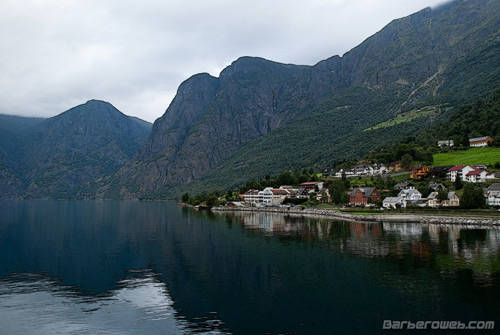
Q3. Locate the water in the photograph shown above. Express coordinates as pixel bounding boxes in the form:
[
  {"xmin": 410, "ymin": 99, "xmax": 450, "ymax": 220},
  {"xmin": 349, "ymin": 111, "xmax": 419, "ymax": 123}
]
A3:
[{"xmin": 1, "ymin": 201, "xmax": 499, "ymax": 334}]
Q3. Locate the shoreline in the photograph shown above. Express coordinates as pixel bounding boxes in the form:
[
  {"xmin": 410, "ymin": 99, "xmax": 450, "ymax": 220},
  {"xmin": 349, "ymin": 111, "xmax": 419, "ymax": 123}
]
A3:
[{"xmin": 210, "ymin": 206, "xmax": 500, "ymax": 226}]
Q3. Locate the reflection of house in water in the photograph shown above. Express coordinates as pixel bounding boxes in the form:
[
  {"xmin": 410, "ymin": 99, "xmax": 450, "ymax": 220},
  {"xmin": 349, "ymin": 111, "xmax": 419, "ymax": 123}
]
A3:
[
  {"xmin": 382, "ymin": 222, "xmax": 423, "ymax": 239},
  {"xmin": 236, "ymin": 212, "xmax": 289, "ymax": 233}
]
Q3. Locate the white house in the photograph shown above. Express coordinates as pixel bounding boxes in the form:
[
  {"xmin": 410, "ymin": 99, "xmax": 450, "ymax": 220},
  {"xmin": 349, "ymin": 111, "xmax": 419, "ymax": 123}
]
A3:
[
  {"xmin": 465, "ymin": 169, "xmax": 493, "ymax": 183},
  {"xmin": 398, "ymin": 188, "xmax": 423, "ymax": 206},
  {"xmin": 447, "ymin": 165, "xmax": 477, "ymax": 182},
  {"xmin": 383, "ymin": 197, "xmax": 406, "ymax": 209},
  {"xmin": 437, "ymin": 140, "xmax": 454, "ymax": 147},
  {"xmin": 485, "ymin": 183, "xmax": 500, "ymax": 206}
]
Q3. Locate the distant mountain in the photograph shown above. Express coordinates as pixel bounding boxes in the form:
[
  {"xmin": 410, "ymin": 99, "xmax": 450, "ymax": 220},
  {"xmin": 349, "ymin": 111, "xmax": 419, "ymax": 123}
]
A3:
[
  {"xmin": 104, "ymin": 0, "xmax": 500, "ymax": 199},
  {"xmin": 0, "ymin": 100, "xmax": 152, "ymax": 199}
]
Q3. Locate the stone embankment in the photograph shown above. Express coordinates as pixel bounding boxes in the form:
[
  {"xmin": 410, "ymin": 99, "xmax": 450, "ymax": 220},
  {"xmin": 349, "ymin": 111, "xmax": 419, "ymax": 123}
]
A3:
[{"xmin": 211, "ymin": 206, "xmax": 500, "ymax": 226}]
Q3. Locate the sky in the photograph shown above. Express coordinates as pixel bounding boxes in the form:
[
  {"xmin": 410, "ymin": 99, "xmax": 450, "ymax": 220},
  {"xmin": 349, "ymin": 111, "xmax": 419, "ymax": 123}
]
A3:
[{"xmin": 0, "ymin": 0, "xmax": 448, "ymax": 123}]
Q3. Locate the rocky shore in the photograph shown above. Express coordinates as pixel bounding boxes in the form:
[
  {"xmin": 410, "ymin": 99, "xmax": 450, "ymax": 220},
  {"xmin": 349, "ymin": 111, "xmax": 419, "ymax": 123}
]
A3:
[{"xmin": 211, "ymin": 206, "xmax": 500, "ymax": 226}]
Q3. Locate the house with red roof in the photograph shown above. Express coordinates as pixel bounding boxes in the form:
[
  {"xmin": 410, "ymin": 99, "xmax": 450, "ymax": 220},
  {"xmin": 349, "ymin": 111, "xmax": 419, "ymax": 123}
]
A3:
[
  {"xmin": 465, "ymin": 169, "xmax": 493, "ymax": 183},
  {"xmin": 447, "ymin": 165, "xmax": 476, "ymax": 182},
  {"xmin": 447, "ymin": 165, "xmax": 493, "ymax": 183}
]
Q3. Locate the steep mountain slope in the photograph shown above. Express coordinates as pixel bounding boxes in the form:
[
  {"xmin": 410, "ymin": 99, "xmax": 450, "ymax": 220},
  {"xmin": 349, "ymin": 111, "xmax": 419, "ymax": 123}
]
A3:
[
  {"xmin": 102, "ymin": 58, "xmax": 342, "ymax": 198},
  {"xmin": 0, "ymin": 100, "xmax": 152, "ymax": 199},
  {"xmin": 106, "ymin": 0, "xmax": 500, "ymax": 199},
  {"xmin": 174, "ymin": 0, "xmax": 500, "ymax": 196}
]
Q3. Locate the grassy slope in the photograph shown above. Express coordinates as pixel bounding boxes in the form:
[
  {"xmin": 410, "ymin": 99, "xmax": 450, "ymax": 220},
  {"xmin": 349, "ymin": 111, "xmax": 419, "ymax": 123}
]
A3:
[{"xmin": 433, "ymin": 147, "xmax": 500, "ymax": 166}]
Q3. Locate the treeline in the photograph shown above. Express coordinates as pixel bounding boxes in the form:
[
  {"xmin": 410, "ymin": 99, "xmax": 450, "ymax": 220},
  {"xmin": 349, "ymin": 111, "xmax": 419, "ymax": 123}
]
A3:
[{"xmin": 181, "ymin": 169, "xmax": 322, "ymax": 207}]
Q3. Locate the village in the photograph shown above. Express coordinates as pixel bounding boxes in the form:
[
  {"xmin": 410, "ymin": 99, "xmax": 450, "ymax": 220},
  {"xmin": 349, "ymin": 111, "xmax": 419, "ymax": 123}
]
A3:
[{"xmin": 222, "ymin": 136, "xmax": 500, "ymax": 210}]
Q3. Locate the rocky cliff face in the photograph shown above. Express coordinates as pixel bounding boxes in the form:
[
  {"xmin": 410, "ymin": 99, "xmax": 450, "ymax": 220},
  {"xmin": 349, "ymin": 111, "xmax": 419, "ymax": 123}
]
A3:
[
  {"xmin": 104, "ymin": 57, "xmax": 340, "ymax": 198},
  {"xmin": 107, "ymin": 0, "xmax": 500, "ymax": 199}
]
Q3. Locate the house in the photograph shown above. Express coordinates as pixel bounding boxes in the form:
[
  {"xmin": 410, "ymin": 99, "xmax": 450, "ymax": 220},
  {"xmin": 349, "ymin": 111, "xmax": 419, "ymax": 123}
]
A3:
[
  {"xmin": 394, "ymin": 182, "xmax": 415, "ymax": 191},
  {"xmin": 372, "ymin": 163, "xmax": 389, "ymax": 175},
  {"xmin": 353, "ymin": 164, "xmax": 372, "ymax": 176},
  {"xmin": 298, "ymin": 181, "xmax": 324, "ymax": 191},
  {"xmin": 429, "ymin": 166, "xmax": 453, "ymax": 179},
  {"xmin": 389, "ymin": 161, "xmax": 402, "ymax": 172},
  {"xmin": 383, "ymin": 196, "xmax": 406, "ymax": 209},
  {"xmin": 465, "ymin": 169, "xmax": 493, "ymax": 183},
  {"xmin": 245, "ymin": 188, "xmax": 293, "ymax": 205},
  {"xmin": 410, "ymin": 164, "xmax": 430, "ymax": 179},
  {"xmin": 270, "ymin": 188, "xmax": 290, "ymax": 204},
  {"xmin": 427, "ymin": 191, "xmax": 460, "ymax": 208},
  {"xmin": 437, "ymin": 140, "xmax": 454, "ymax": 148},
  {"xmin": 485, "ymin": 183, "xmax": 500, "ymax": 206},
  {"xmin": 428, "ymin": 181, "xmax": 446, "ymax": 191},
  {"xmin": 349, "ymin": 187, "xmax": 381, "ymax": 206},
  {"xmin": 244, "ymin": 189, "xmax": 261, "ymax": 205},
  {"xmin": 334, "ymin": 168, "xmax": 356, "ymax": 178},
  {"xmin": 398, "ymin": 188, "xmax": 423, "ymax": 204},
  {"xmin": 469, "ymin": 136, "xmax": 493, "ymax": 147},
  {"xmin": 447, "ymin": 165, "xmax": 477, "ymax": 182}
]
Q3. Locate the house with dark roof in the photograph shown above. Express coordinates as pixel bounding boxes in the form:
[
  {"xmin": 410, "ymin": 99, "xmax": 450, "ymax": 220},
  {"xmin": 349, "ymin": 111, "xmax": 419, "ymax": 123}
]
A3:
[
  {"xmin": 469, "ymin": 136, "xmax": 493, "ymax": 147},
  {"xmin": 349, "ymin": 187, "xmax": 381, "ymax": 206}
]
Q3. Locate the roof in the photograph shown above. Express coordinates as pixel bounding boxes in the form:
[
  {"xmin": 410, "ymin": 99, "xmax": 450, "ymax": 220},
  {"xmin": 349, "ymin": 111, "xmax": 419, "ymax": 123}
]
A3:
[
  {"xmin": 469, "ymin": 136, "xmax": 492, "ymax": 142},
  {"xmin": 487, "ymin": 183, "xmax": 500, "ymax": 191},
  {"xmin": 448, "ymin": 165, "xmax": 466, "ymax": 172},
  {"xmin": 383, "ymin": 197, "xmax": 402, "ymax": 204},
  {"xmin": 466, "ymin": 170, "xmax": 487, "ymax": 176},
  {"xmin": 271, "ymin": 189, "xmax": 288, "ymax": 195},
  {"xmin": 350, "ymin": 187, "xmax": 377, "ymax": 197},
  {"xmin": 299, "ymin": 182, "xmax": 321, "ymax": 186}
]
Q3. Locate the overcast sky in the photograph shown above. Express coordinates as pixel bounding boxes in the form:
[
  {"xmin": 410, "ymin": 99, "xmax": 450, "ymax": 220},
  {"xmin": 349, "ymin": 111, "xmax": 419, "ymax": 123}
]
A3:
[{"xmin": 1, "ymin": 0, "xmax": 448, "ymax": 123}]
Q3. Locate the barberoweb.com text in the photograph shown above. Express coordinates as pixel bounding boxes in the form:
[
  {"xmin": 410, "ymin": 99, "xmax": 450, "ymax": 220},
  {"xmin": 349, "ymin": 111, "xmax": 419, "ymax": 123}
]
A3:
[{"xmin": 383, "ymin": 320, "xmax": 494, "ymax": 330}]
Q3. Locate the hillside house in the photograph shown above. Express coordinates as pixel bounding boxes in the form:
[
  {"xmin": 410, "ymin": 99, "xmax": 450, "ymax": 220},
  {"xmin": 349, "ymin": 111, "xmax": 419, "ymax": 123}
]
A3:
[
  {"xmin": 465, "ymin": 169, "xmax": 493, "ymax": 183},
  {"xmin": 427, "ymin": 191, "xmax": 460, "ymax": 208},
  {"xmin": 429, "ymin": 166, "xmax": 453, "ymax": 179},
  {"xmin": 389, "ymin": 161, "xmax": 402, "ymax": 172},
  {"xmin": 394, "ymin": 182, "xmax": 415, "ymax": 191},
  {"xmin": 437, "ymin": 140, "xmax": 454, "ymax": 147},
  {"xmin": 410, "ymin": 164, "xmax": 430, "ymax": 179},
  {"xmin": 469, "ymin": 136, "xmax": 493, "ymax": 147},
  {"xmin": 349, "ymin": 187, "xmax": 381, "ymax": 206},
  {"xmin": 447, "ymin": 165, "xmax": 476, "ymax": 182},
  {"xmin": 485, "ymin": 183, "xmax": 500, "ymax": 206}
]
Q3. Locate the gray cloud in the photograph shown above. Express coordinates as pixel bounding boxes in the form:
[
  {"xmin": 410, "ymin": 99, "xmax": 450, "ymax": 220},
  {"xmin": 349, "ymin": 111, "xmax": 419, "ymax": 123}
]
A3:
[{"xmin": 0, "ymin": 0, "xmax": 447, "ymax": 122}]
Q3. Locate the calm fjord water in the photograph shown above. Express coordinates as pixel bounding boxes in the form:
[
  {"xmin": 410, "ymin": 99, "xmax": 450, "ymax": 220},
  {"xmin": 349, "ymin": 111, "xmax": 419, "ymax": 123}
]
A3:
[{"xmin": 1, "ymin": 201, "xmax": 499, "ymax": 334}]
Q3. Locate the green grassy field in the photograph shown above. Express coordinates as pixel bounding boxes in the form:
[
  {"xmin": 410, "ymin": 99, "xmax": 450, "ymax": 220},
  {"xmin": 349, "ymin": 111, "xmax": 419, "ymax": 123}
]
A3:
[
  {"xmin": 433, "ymin": 147, "xmax": 500, "ymax": 166},
  {"xmin": 364, "ymin": 107, "xmax": 437, "ymax": 131}
]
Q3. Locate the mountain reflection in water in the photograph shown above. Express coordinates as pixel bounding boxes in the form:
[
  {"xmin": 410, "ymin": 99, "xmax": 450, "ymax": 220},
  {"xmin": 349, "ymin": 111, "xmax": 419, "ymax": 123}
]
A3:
[{"xmin": 1, "ymin": 201, "xmax": 499, "ymax": 335}]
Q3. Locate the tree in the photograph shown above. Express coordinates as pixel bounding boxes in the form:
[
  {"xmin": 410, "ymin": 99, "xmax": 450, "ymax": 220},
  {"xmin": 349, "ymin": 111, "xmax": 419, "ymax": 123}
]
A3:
[
  {"xmin": 329, "ymin": 179, "xmax": 348, "ymax": 204},
  {"xmin": 461, "ymin": 183, "xmax": 485, "ymax": 209},
  {"xmin": 181, "ymin": 192, "xmax": 190, "ymax": 203},
  {"xmin": 454, "ymin": 175, "xmax": 463, "ymax": 190},
  {"xmin": 437, "ymin": 188, "xmax": 448, "ymax": 204},
  {"xmin": 400, "ymin": 154, "xmax": 414, "ymax": 170}
]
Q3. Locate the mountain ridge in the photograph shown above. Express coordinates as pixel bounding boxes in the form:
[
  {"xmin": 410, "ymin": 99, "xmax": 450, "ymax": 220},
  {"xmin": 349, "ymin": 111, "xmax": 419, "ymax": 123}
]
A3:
[{"xmin": 103, "ymin": 0, "xmax": 500, "ymax": 199}]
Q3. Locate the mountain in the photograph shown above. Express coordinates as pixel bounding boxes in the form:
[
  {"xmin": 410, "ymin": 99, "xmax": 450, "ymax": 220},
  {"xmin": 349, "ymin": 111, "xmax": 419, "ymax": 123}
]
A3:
[
  {"xmin": 104, "ymin": 0, "xmax": 500, "ymax": 199},
  {"xmin": 0, "ymin": 100, "xmax": 152, "ymax": 199}
]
